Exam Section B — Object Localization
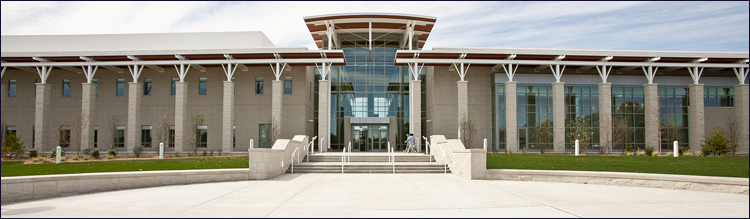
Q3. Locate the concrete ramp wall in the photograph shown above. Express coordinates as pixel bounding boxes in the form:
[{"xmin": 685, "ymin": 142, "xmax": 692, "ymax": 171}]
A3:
[
  {"xmin": 429, "ymin": 135, "xmax": 486, "ymax": 179},
  {"xmin": 248, "ymin": 135, "xmax": 309, "ymax": 180}
]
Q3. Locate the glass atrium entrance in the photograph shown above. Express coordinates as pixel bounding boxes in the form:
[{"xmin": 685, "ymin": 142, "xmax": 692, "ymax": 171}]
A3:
[{"xmin": 352, "ymin": 125, "xmax": 388, "ymax": 152}]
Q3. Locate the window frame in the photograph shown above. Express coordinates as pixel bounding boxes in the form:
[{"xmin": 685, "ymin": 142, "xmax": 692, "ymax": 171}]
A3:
[
  {"xmin": 143, "ymin": 78, "xmax": 152, "ymax": 96},
  {"xmin": 198, "ymin": 78, "xmax": 207, "ymax": 95},
  {"xmin": 62, "ymin": 79, "xmax": 71, "ymax": 96},
  {"xmin": 141, "ymin": 125, "xmax": 152, "ymax": 148},
  {"xmin": 8, "ymin": 79, "xmax": 17, "ymax": 97},
  {"xmin": 116, "ymin": 79, "xmax": 125, "ymax": 96},
  {"xmin": 284, "ymin": 76, "xmax": 293, "ymax": 94},
  {"xmin": 255, "ymin": 77, "xmax": 264, "ymax": 94}
]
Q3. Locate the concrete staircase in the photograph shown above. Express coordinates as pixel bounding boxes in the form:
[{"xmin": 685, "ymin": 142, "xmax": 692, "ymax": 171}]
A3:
[{"xmin": 287, "ymin": 152, "xmax": 450, "ymax": 174}]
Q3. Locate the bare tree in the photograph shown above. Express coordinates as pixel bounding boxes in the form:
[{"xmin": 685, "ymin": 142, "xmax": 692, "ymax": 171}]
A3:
[
  {"xmin": 154, "ymin": 114, "xmax": 171, "ymax": 149},
  {"xmin": 459, "ymin": 113, "xmax": 477, "ymax": 149},
  {"xmin": 51, "ymin": 120, "xmax": 71, "ymax": 156},
  {"xmin": 568, "ymin": 116, "xmax": 594, "ymax": 153},
  {"xmin": 612, "ymin": 114, "xmax": 632, "ymax": 154},
  {"xmin": 71, "ymin": 111, "xmax": 86, "ymax": 156},
  {"xmin": 102, "ymin": 114, "xmax": 122, "ymax": 150},
  {"xmin": 186, "ymin": 114, "xmax": 205, "ymax": 156},
  {"xmin": 536, "ymin": 118, "xmax": 553, "ymax": 154},
  {"xmin": 724, "ymin": 118, "xmax": 741, "ymax": 155},
  {"xmin": 264, "ymin": 116, "xmax": 281, "ymax": 147}
]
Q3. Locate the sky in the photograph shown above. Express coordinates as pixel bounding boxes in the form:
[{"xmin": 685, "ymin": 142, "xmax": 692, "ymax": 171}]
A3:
[{"xmin": 1, "ymin": 1, "xmax": 748, "ymax": 52}]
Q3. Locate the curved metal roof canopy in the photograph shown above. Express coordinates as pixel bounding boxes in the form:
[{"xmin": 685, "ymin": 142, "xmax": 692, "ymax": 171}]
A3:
[{"xmin": 303, "ymin": 13, "xmax": 437, "ymax": 50}]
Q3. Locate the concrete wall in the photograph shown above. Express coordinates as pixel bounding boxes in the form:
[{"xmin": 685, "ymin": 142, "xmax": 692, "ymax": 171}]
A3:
[
  {"xmin": 0, "ymin": 66, "xmax": 313, "ymax": 154},
  {"xmin": 429, "ymin": 135, "xmax": 486, "ymax": 180},
  {"xmin": 247, "ymin": 135, "xmax": 309, "ymax": 179},
  {"xmin": 427, "ymin": 67, "xmax": 493, "ymax": 149}
]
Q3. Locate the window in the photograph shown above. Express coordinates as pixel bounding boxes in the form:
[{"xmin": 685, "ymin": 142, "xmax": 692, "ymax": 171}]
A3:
[
  {"xmin": 5, "ymin": 126, "xmax": 17, "ymax": 137},
  {"xmin": 141, "ymin": 125, "xmax": 152, "ymax": 147},
  {"xmin": 8, "ymin": 80, "xmax": 16, "ymax": 97},
  {"xmin": 255, "ymin": 77, "xmax": 264, "ymax": 94},
  {"xmin": 564, "ymin": 86, "xmax": 600, "ymax": 152},
  {"xmin": 516, "ymin": 85, "xmax": 554, "ymax": 152},
  {"xmin": 199, "ymin": 78, "xmax": 207, "ymax": 95},
  {"xmin": 92, "ymin": 79, "xmax": 98, "ymax": 97},
  {"xmin": 94, "ymin": 126, "xmax": 98, "ymax": 148},
  {"xmin": 197, "ymin": 125, "xmax": 208, "ymax": 147},
  {"xmin": 233, "ymin": 125, "xmax": 236, "ymax": 148},
  {"xmin": 32, "ymin": 126, "xmax": 35, "ymax": 148},
  {"xmin": 284, "ymin": 76, "xmax": 293, "ymax": 94},
  {"xmin": 143, "ymin": 78, "xmax": 152, "ymax": 96},
  {"xmin": 114, "ymin": 125, "xmax": 125, "ymax": 148},
  {"xmin": 612, "ymin": 86, "xmax": 646, "ymax": 151},
  {"xmin": 171, "ymin": 78, "xmax": 178, "ymax": 95},
  {"xmin": 168, "ymin": 125, "xmax": 175, "ymax": 148},
  {"xmin": 59, "ymin": 125, "xmax": 71, "ymax": 148},
  {"xmin": 704, "ymin": 87, "xmax": 734, "ymax": 107},
  {"xmin": 659, "ymin": 87, "xmax": 689, "ymax": 150},
  {"xmin": 116, "ymin": 79, "xmax": 125, "ymax": 96},
  {"xmin": 259, "ymin": 124, "xmax": 271, "ymax": 148},
  {"xmin": 62, "ymin": 79, "xmax": 71, "ymax": 96}
]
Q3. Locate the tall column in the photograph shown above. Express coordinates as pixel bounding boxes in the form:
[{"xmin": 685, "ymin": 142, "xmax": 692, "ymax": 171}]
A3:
[
  {"xmin": 126, "ymin": 82, "xmax": 142, "ymax": 153},
  {"xmin": 552, "ymin": 82, "xmax": 565, "ymax": 153},
  {"xmin": 81, "ymin": 83, "xmax": 96, "ymax": 151},
  {"xmin": 410, "ymin": 80, "xmax": 422, "ymax": 151},
  {"xmin": 734, "ymin": 84, "xmax": 749, "ymax": 155},
  {"xmin": 598, "ymin": 83, "xmax": 612, "ymax": 153},
  {"xmin": 505, "ymin": 81, "xmax": 518, "ymax": 153},
  {"xmin": 271, "ymin": 80, "xmax": 283, "ymax": 138},
  {"xmin": 318, "ymin": 80, "xmax": 329, "ymax": 152},
  {"xmin": 688, "ymin": 84, "xmax": 705, "ymax": 152},
  {"xmin": 457, "ymin": 81, "xmax": 469, "ymax": 147},
  {"xmin": 34, "ymin": 83, "xmax": 51, "ymax": 150},
  {"xmin": 222, "ymin": 81, "xmax": 234, "ymax": 154},
  {"xmin": 644, "ymin": 83, "xmax": 660, "ymax": 150},
  {"xmin": 174, "ymin": 82, "xmax": 188, "ymax": 154}
]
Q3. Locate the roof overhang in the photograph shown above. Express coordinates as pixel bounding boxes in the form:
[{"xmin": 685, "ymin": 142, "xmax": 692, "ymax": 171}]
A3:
[
  {"xmin": 304, "ymin": 13, "xmax": 437, "ymax": 50},
  {"xmin": 395, "ymin": 48, "xmax": 749, "ymax": 69}
]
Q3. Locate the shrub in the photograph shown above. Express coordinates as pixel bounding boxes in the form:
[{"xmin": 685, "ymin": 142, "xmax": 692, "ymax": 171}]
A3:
[
  {"xmin": 683, "ymin": 150, "xmax": 695, "ymax": 157},
  {"xmin": 174, "ymin": 152, "xmax": 180, "ymax": 157},
  {"xmin": 107, "ymin": 149, "xmax": 117, "ymax": 157},
  {"xmin": 107, "ymin": 154, "xmax": 115, "ymax": 159},
  {"xmin": 666, "ymin": 152, "xmax": 674, "ymax": 157},
  {"xmin": 678, "ymin": 147, "xmax": 691, "ymax": 156},
  {"xmin": 695, "ymin": 151, "xmax": 704, "ymax": 157},
  {"xmin": 71, "ymin": 155, "xmax": 79, "ymax": 161},
  {"xmin": 90, "ymin": 149, "xmax": 100, "ymax": 159},
  {"xmin": 636, "ymin": 150, "xmax": 646, "ymax": 156},
  {"xmin": 651, "ymin": 151, "xmax": 659, "ymax": 156},
  {"xmin": 625, "ymin": 151, "xmax": 634, "ymax": 156},
  {"xmin": 645, "ymin": 147, "xmax": 653, "ymax": 156},
  {"xmin": 82, "ymin": 148, "xmax": 91, "ymax": 155},
  {"xmin": 61, "ymin": 156, "xmax": 68, "ymax": 161},
  {"xmin": 83, "ymin": 155, "xmax": 91, "ymax": 160},
  {"xmin": 624, "ymin": 146, "xmax": 634, "ymax": 153},
  {"xmin": 202, "ymin": 150, "xmax": 208, "ymax": 156},
  {"xmin": 32, "ymin": 157, "xmax": 45, "ymax": 162},
  {"xmin": 1, "ymin": 132, "xmax": 26, "ymax": 158},
  {"xmin": 49, "ymin": 148, "xmax": 65, "ymax": 158},
  {"xmin": 702, "ymin": 128, "xmax": 730, "ymax": 156},
  {"xmin": 27, "ymin": 149, "xmax": 38, "ymax": 158}
]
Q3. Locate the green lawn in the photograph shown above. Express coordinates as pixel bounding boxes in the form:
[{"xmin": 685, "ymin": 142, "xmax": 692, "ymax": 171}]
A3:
[
  {"xmin": 487, "ymin": 154, "xmax": 749, "ymax": 178},
  {"xmin": 1, "ymin": 161, "xmax": 24, "ymax": 165},
  {"xmin": 1, "ymin": 156, "xmax": 249, "ymax": 177}
]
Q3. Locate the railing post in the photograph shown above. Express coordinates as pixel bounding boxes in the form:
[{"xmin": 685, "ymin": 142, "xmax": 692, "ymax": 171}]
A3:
[
  {"xmin": 159, "ymin": 142, "xmax": 164, "ymax": 159},
  {"xmin": 673, "ymin": 141, "xmax": 679, "ymax": 157},
  {"xmin": 575, "ymin": 139, "xmax": 580, "ymax": 156},
  {"xmin": 56, "ymin": 146, "xmax": 62, "ymax": 164}
]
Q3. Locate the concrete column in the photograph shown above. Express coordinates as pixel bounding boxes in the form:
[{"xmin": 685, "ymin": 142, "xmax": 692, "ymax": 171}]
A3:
[
  {"xmin": 1, "ymin": 83, "xmax": 5, "ymax": 115},
  {"xmin": 81, "ymin": 83, "xmax": 96, "ymax": 151},
  {"xmin": 688, "ymin": 84, "xmax": 705, "ymax": 152},
  {"xmin": 221, "ymin": 81, "xmax": 234, "ymax": 154},
  {"xmin": 318, "ymin": 80, "xmax": 329, "ymax": 152},
  {"xmin": 734, "ymin": 84, "xmax": 749, "ymax": 155},
  {"xmin": 410, "ymin": 80, "xmax": 422, "ymax": 152},
  {"xmin": 174, "ymin": 82, "xmax": 188, "ymax": 154},
  {"xmin": 505, "ymin": 81, "xmax": 517, "ymax": 153},
  {"xmin": 271, "ymin": 80, "xmax": 283, "ymax": 138},
  {"xmin": 552, "ymin": 82, "xmax": 565, "ymax": 153},
  {"xmin": 34, "ymin": 83, "xmax": 51, "ymax": 150},
  {"xmin": 457, "ymin": 81, "xmax": 468, "ymax": 146},
  {"xmin": 644, "ymin": 83, "xmax": 660, "ymax": 150},
  {"xmin": 598, "ymin": 83, "xmax": 612, "ymax": 153},
  {"xmin": 126, "ymin": 82, "xmax": 142, "ymax": 153}
]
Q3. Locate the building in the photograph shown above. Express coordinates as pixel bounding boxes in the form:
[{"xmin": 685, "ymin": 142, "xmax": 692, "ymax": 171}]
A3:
[{"xmin": 1, "ymin": 13, "xmax": 748, "ymax": 155}]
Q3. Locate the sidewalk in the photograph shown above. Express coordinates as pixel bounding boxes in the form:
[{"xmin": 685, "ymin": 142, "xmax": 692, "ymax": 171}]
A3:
[{"xmin": 1, "ymin": 174, "xmax": 748, "ymax": 218}]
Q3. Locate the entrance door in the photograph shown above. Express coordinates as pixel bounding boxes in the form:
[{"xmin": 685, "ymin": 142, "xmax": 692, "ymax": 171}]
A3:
[{"xmin": 352, "ymin": 124, "xmax": 388, "ymax": 151}]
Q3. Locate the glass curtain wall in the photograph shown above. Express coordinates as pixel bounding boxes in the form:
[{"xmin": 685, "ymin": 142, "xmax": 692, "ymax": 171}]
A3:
[
  {"xmin": 493, "ymin": 85, "xmax": 506, "ymax": 152},
  {"xmin": 611, "ymin": 87, "xmax": 646, "ymax": 151},
  {"xmin": 517, "ymin": 85, "xmax": 553, "ymax": 152},
  {"xmin": 659, "ymin": 87, "xmax": 689, "ymax": 150},
  {"xmin": 314, "ymin": 32, "xmax": 425, "ymax": 151},
  {"xmin": 704, "ymin": 87, "xmax": 734, "ymax": 107},
  {"xmin": 564, "ymin": 86, "xmax": 600, "ymax": 152}
]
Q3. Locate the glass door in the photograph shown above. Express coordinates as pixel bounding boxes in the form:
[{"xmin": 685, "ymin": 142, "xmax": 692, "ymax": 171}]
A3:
[
  {"xmin": 519, "ymin": 128, "xmax": 527, "ymax": 152},
  {"xmin": 352, "ymin": 124, "xmax": 388, "ymax": 151}
]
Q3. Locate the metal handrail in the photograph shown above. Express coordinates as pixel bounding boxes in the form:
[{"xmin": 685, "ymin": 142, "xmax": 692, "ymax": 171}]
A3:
[
  {"xmin": 341, "ymin": 145, "xmax": 347, "ymax": 174},
  {"xmin": 423, "ymin": 136, "xmax": 433, "ymax": 162},
  {"xmin": 347, "ymin": 142, "xmax": 351, "ymax": 163},
  {"xmin": 439, "ymin": 147, "xmax": 450, "ymax": 174},
  {"xmin": 388, "ymin": 142, "xmax": 395, "ymax": 174},
  {"xmin": 291, "ymin": 147, "xmax": 299, "ymax": 174},
  {"xmin": 307, "ymin": 136, "xmax": 317, "ymax": 162},
  {"xmin": 320, "ymin": 137, "xmax": 325, "ymax": 154}
]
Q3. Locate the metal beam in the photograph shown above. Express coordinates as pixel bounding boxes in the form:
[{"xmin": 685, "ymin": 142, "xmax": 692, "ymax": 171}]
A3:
[
  {"xmin": 80, "ymin": 56, "xmax": 123, "ymax": 73},
  {"xmin": 577, "ymin": 56, "xmax": 613, "ymax": 73},
  {"xmin": 662, "ymin": 57, "xmax": 708, "ymax": 72},
  {"xmin": 492, "ymin": 54, "xmax": 516, "ymax": 72},
  {"xmin": 394, "ymin": 58, "xmax": 748, "ymax": 68},
  {"xmin": 175, "ymin": 55, "xmax": 206, "ymax": 72},
  {"xmin": 32, "ymin": 57, "xmax": 82, "ymax": 73},
  {"xmin": 618, "ymin": 57, "xmax": 660, "ymax": 73},
  {"xmin": 1, "ymin": 58, "xmax": 346, "ymax": 67},
  {"xmin": 223, "ymin": 54, "xmax": 248, "ymax": 71},
  {"xmin": 127, "ymin": 55, "xmax": 164, "ymax": 72},
  {"xmin": 534, "ymin": 55, "xmax": 565, "ymax": 72}
]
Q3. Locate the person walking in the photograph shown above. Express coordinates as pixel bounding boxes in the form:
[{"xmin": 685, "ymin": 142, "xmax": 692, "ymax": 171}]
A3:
[{"xmin": 403, "ymin": 133, "xmax": 413, "ymax": 153}]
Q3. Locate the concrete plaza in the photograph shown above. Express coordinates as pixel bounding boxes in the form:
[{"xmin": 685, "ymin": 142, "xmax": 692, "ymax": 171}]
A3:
[{"xmin": 1, "ymin": 174, "xmax": 748, "ymax": 218}]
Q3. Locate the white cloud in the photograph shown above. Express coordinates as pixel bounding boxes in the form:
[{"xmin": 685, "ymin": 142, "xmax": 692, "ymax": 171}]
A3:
[{"xmin": 1, "ymin": 1, "xmax": 747, "ymax": 52}]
